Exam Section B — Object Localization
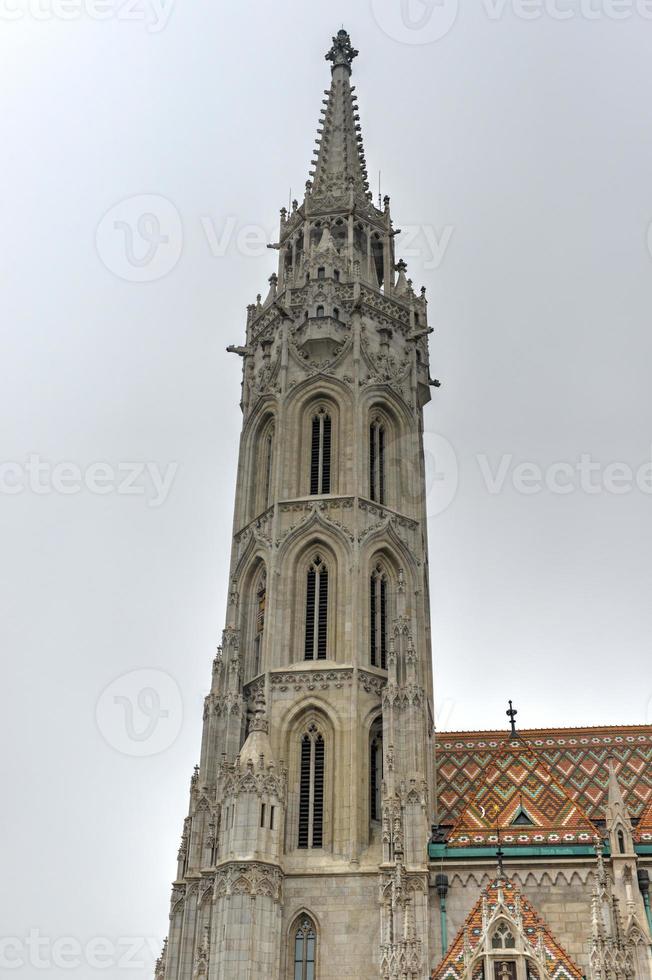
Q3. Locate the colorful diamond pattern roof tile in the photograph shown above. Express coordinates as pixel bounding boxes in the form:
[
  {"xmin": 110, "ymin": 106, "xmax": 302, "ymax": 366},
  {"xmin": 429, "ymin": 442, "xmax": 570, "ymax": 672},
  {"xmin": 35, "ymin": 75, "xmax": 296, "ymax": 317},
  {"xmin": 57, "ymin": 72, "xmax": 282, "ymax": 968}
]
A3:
[
  {"xmin": 432, "ymin": 877, "xmax": 583, "ymax": 980},
  {"xmin": 436, "ymin": 726, "xmax": 652, "ymax": 825},
  {"xmin": 445, "ymin": 738, "xmax": 597, "ymax": 848},
  {"xmin": 635, "ymin": 799, "xmax": 652, "ymax": 844}
]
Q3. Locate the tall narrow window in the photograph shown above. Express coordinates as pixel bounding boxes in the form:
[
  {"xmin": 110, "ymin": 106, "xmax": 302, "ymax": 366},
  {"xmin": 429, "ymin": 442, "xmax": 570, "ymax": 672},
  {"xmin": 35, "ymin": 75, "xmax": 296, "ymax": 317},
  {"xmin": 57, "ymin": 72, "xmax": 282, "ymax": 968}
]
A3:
[
  {"xmin": 369, "ymin": 419, "xmax": 386, "ymax": 504},
  {"xmin": 370, "ymin": 727, "xmax": 383, "ymax": 822},
  {"xmin": 293, "ymin": 917, "xmax": 317, "ymax": 980},
  {"xmin": 370, "ymin": 563, "xmax": 388, "ymax": 669},
  {"xmin": 263, "ymin": 426, "xmax": 274, "ymax": 508},
  {"xmin": 298, "ymin": 726, "xmax": 325, "ymax": 849},
  {"xmin": 253, "ymin": 570, "xmax": 266, "ymax": 676},
  {"xmin": 310, "ymin": 408, "xmax": 331, "ymax": 494},
  {"xmin": 304, "ymin": 555, "xmax": 328, "ymax": 660}
]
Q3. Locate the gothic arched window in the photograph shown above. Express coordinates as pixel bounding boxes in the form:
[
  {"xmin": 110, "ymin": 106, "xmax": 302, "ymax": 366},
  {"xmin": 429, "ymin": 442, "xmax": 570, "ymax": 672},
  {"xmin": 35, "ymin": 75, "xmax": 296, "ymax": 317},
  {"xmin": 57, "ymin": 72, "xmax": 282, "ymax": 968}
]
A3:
[
  {"xmin": 310, "ymin": 408, "xmax": 331, "ymax": 495},
  {"xmin": 305, "ymin": 555, "xmax": 328, "ymax": 661},
  {"xmin": 298, "ymin": 726, "xmax": 325, "ymax": 849},
  {"xmin": 369, "ymin": 417, "xmax": 386, "ymax": 504},
  {"xmin": 492, "ymin": 924, "xmax": 516, "ymax": 950},
  {"xmin": 618, "ymin": 828, "xmax": 626, "ymax": 854},
  {"xmin": 316, "ymin": 304, "xmax": 325, "ymax": 317},
  {"xmin": 370, "ymin": 721, "xmax": 383, "ymax": 823},
  {"xmin": 250, "ymin": 415, "xmax": 275, "ymax": 519},
  {"xmin": 262, "ymin": 424, "xmax": 274, "ymax": 509},
  {"xmin": 292, "ymin": 916, "xmax": 317, "ymax": 980},
  {"xmin": 370, "ymin": 562, "xmax": 388, "ymax": 670},
  {"xmin": 253, "ymin": 568, "xmax": 267, "ymax": 676}
]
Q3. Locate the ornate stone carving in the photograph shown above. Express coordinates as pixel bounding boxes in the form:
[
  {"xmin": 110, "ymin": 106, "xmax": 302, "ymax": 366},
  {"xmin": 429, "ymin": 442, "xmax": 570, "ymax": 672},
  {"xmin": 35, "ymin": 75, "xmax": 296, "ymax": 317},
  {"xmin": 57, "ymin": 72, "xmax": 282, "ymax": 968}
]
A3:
[
  {"xmin": 213, "ymin": 862, "xmax": 283, "ymax": 904},
  {"xmin": 270, "ymin": 668, "xmax": 353, "ymax": 694}
]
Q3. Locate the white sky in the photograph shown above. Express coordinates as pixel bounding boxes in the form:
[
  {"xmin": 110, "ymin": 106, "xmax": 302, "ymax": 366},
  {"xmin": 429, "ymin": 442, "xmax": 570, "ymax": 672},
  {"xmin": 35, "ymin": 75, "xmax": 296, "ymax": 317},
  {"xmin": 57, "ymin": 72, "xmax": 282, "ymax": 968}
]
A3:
[{"xmin": 2, "ymin": 1, "xmax": 652, "ymax": 975}]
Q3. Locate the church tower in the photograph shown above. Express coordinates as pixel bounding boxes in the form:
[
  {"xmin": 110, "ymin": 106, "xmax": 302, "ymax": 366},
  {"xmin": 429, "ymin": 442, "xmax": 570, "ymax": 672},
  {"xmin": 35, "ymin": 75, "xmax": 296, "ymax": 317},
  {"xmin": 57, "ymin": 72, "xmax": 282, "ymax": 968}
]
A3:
[{"xmin": 156, "ymin": 30, "xmax": 438, "ymax": 980}]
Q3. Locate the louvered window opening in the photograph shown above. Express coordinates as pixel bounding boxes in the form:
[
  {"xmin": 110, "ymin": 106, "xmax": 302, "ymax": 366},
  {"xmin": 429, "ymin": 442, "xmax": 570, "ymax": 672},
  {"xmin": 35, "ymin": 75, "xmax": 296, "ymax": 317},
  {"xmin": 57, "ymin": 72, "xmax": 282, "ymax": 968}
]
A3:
[
  {"xmin": 298, "ymin": 729, "xmax": 325, "ymax": 849},
  {"xmin": 370, "ymin": 734, "xmax": 383, "ymax": 822},
  {"xmin": 310, "ymin": 410, "xmax": 331, "ymax": 495},
  {"xmin": 370, "ymin": 568, "xmax": 387, "ymax": 670},
  {"xmin": 369, "ymin": 420, "xmax": 386, "ymax": 504},
  {"xmin": 263, "ymin": 428, "xmax": 274, "ymax": 508},
  {"xmin": 305, "ymin": 557, "xmax": 328, "ymax": 661}
]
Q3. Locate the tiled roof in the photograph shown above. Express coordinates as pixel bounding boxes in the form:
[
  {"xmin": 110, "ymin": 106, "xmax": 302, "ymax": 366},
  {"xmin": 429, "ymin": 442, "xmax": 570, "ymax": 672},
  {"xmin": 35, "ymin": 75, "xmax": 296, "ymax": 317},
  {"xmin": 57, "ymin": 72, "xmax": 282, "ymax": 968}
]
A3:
[
  {"xmin": 445, "ymin": 737, "xmax": 597, "ymax": 848},
  {"xmin": 436, "ymin": 726, "xmax": 652, "ymax": 825},
  {"xmin": 432, "ymin": 877, "xmax": 583, "ymax": 980},
  {"xmin": 635, "ymin": 799, "xmax": 652, "ymax": 844}
]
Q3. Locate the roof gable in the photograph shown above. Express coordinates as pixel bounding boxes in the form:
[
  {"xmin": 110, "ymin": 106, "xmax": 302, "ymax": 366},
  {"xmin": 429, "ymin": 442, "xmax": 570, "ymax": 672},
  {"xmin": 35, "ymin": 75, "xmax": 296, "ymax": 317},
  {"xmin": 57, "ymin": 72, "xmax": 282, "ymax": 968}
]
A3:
[{"xmin": 433, "ymin": 877, "xmax": 583, "ymax": 980}]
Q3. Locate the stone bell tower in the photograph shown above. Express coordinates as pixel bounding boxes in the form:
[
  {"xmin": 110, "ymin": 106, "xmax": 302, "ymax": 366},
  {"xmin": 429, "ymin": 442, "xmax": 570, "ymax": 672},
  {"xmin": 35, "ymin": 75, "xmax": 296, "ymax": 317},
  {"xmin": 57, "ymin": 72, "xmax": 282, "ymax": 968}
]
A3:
[{"xmin": 155, "ymin": 29, "xmax": 438, "ymax": 980}]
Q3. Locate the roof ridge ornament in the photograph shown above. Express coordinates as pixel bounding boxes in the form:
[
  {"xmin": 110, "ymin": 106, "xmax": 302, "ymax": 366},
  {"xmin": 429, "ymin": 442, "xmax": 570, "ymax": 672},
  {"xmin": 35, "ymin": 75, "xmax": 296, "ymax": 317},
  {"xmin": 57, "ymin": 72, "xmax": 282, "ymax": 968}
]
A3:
[
  {"xmin": 326, "ymin": 28, "xmax": 358, "ymax": 74},
  {"xmin": 506, "ymin": 699, "xmax": 518, "ymax": 738}
]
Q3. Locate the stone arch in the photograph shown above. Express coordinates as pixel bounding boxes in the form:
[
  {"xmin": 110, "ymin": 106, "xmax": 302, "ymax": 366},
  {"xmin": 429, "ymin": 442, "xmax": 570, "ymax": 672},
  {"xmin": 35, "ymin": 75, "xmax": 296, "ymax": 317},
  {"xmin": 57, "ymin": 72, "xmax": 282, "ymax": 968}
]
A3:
[
  {"xmin": 238, "ymin": 555, "xmax": 268, "ymax": 682},
  {"xmin": 286, "ymin": 909, "xmax": 320, "ymax": 980},
  {"xmin": 360, "ymin": 521, "xmax": 420, "ymax": 582},
  {"xmin": 283, "ymin": 376, "xmax": 354, "ymax": 498},
  {"xmin": 278, "ymin": 531, "xmax": 349, "ymax": 667},
  {"xmin": 362, "ymin": 394, "xmax": 409, "ymax": 509},
  {"xmin": 282, "ymin": 703, "xmax": 336, "ymax": 856},
  {"xmin": 239, "ymin": 397, "xmax": 278, "ymax": 524}
]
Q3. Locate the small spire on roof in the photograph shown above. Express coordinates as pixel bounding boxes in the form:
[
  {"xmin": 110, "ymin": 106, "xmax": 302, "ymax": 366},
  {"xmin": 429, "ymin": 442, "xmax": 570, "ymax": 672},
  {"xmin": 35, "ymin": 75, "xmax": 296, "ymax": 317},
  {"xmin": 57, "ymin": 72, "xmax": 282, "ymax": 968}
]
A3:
[{"xmin": 506, "ymin": 699, "xmax": 518, "ymax": 737}]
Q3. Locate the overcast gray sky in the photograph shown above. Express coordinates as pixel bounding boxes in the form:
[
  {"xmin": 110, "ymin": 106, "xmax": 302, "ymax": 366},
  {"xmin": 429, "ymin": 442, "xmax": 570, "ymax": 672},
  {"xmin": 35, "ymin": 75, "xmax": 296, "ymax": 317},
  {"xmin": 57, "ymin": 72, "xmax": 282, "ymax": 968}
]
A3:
[{"xmin": 2, "ymin": 0, "xmax": 652, "ymax": 976}]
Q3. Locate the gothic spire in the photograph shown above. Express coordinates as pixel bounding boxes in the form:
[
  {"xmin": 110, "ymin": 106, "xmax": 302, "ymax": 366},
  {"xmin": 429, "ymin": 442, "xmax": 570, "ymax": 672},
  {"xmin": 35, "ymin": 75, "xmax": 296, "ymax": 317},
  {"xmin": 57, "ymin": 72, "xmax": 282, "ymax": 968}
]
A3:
[{"xmin": 308, "ymin": 29, "xmax": 370, "ymax": 201}]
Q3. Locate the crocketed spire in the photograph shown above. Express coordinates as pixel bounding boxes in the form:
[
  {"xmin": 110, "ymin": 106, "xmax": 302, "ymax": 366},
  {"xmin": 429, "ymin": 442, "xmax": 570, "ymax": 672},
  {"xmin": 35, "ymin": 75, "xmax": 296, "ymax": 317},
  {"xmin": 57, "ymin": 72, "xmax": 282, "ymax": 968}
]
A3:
[{"xmin": 308, "ymin": 29, "xmax": 370, "ymax": 200}]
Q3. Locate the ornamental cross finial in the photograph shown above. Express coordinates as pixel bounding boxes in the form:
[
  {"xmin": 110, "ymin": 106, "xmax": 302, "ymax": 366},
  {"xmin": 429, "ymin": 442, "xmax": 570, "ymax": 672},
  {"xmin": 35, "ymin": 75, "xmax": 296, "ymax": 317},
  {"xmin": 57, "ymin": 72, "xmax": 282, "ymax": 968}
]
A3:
[
  {"xmin": 506, "ymin": 699, "xmax": 518, "ymax": 737},
  {"xmin": 326, "ymin": 28, "xmax": 358, "ymax": 73}
]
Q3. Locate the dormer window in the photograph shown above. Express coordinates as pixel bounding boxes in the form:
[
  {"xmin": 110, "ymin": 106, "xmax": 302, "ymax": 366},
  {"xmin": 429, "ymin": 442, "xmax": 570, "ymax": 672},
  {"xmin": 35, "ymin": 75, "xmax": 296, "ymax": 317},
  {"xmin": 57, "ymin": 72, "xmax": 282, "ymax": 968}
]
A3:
[
  {"xmin": 511, "ymin": 805, "xmax": 534, "ymax": 827},
  {"xmin": 334, "ymin": 269, "xmax": 340, "ymax": 282}
]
